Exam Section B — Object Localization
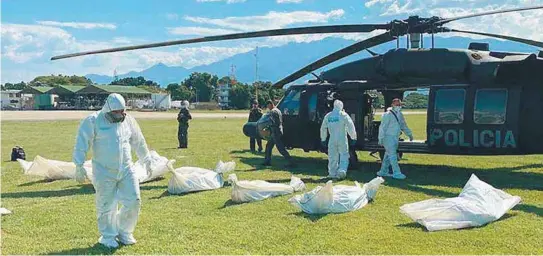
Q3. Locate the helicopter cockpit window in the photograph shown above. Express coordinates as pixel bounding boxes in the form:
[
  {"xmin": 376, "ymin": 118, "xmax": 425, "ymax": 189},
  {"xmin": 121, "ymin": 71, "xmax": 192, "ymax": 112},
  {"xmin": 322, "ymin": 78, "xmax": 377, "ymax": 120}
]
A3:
[
  {"xmin": 434, "ymin": 89, "xmax": 465, "ymax": 124},
  {"xmin": 308, "ymin": 93, "xmax": 318, "ymax": 121},
  {"xmin": 474, "ymin": 89, "xmax": 508, "ymax": 125},
  {"xmin": 278, "ymin": 89, "xmax": 301, "ymax": 116}
]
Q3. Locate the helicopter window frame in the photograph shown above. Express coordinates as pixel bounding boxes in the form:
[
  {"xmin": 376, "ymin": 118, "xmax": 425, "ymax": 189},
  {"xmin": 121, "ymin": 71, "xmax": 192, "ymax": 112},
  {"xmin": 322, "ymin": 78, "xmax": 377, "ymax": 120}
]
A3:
[
  {"xmin": 434, "ymin": 88, "xmax": 466, "ymax": 124},
  {"xmin": 278, "ymin": 89, "xmax": 302, "ymax": 116},
  {"xmin": 474, "ymin": 88, "xmax": 508, "ymax": 125}
]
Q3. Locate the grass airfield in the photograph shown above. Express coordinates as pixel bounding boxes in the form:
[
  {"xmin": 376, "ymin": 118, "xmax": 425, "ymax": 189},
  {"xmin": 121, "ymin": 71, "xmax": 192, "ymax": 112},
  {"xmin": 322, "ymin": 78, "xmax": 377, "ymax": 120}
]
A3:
[{"xmin": 1, "ymin": 114, "xmax": 542, "ymax": 254}]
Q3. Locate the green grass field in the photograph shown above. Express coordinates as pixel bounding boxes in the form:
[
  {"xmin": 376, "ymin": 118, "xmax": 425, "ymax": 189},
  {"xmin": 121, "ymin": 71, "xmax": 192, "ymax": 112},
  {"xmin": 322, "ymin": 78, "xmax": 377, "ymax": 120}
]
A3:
[{"xmin": 1, "ymin": 115, "xmax": 542, "ymax": 255}]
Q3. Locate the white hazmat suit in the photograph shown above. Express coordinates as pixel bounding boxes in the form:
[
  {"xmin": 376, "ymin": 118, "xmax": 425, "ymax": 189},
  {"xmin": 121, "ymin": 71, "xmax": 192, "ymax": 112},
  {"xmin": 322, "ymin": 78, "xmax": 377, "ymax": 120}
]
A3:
[
  {"xmin": 73, "ymin": 93, "xmax": 151, "ymax": 248},
  {"xmin": 320, "ymin": 100, "xmax": 357, "ymax": 179},
  {"xmin": 377, "ymin": 106, "xmax": 413, "ymax": 179}
]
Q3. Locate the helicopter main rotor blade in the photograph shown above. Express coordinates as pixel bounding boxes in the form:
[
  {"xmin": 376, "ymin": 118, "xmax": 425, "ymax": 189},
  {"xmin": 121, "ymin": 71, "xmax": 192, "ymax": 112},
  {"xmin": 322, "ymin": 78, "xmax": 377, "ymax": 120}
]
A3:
[
  {"xmin": 438, "ymin": 5, "xmax": 543, "ymax": 25},
  {"xmin": 445, "ymin": 28, "xmax": 543, "ymax": 48},
  {"xmin": 51, "ymin": 24, "xmax": 389, "ymax": 60},
  {"xmin": 273, "ymin": 32, "xmax": 396, "ymax": 88}
]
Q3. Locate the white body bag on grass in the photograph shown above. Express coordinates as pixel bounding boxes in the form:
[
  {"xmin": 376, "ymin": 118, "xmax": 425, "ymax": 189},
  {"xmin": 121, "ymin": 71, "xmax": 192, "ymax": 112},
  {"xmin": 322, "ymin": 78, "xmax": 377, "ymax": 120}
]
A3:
[
  {"xmin": 17, "ymin": 151, "xmax": 174, "ymax": 184},
  {"xmin": 17, "ymin": 156, "xmax": 92, "ymax": 181},
  {"xmin": 168, "ymin": 161, "xmax": 236, "ymax": 194},
  {"xmin": 228, "ymin": 174, "xmax": 306, "ymax": 203},
  {"xmin": 400, "ymin": 174, "xmax": 521, "ymax": 231},
  {"xmin": 288, "ymin": 177, "xmax": 384, "ymax": 214}
]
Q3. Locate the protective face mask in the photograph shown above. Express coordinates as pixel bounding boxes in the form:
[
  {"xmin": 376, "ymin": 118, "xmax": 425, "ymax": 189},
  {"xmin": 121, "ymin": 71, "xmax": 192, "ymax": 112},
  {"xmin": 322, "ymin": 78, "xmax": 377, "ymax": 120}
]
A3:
[
  {"xmin": 393, "ymin": 106, "xmax": 402, "ymax": 111},
  {"xmin": 105, "ymin": 111, "xmax": 126, "ymax": 123}
]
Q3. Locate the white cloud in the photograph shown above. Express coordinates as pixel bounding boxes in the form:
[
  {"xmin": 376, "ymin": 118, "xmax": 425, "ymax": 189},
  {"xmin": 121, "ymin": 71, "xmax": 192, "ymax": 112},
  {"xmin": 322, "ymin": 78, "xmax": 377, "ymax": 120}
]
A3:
[
  {"xmin": 277, "ymin": 0, "xmax": 304, "ymax": 3},
  {"xmin": 0, "ymin": 23, "xmax": 255, "ymax": 83},
  {"xmin": 196, "ymin": 0, "xmax": 247, "ymax": 3},
  {"xmin": 167, "ymin": 26, "xmax": 240, "ymax": 36},
  {"xmin": 36, "ymin": 21, "xmax": 116, "ymax": 30},
  {"xmin": 380, "ymin": 0, "xmax": 422, "ymax": 16},
  {"xmin": 362, "ymin": 0, "xmax": 543, "ymax": 42},
  {"xmin": 428, "ymin": 4, "xmax": 543, "ymax": 41},
  {"xmin": 365, "ymin": 0, "xmax": 393, "ymax": 8},
  {"xmin": 184, "ymin": 9, "xmax": 345, "ymax": 31}
]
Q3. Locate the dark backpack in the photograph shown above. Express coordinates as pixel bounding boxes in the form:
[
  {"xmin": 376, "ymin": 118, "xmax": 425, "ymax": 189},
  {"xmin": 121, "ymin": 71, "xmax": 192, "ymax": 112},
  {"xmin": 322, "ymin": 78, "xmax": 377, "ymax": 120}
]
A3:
[{"xmin": 11, "ymin": 146, "xmax": 26, "ymax": 161}]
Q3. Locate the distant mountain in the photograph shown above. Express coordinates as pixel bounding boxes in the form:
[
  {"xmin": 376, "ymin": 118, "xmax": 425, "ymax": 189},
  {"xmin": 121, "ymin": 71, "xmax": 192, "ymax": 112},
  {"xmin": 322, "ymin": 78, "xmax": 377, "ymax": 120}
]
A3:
[
  {"xmin": 86, "ymin": 63, "xmax": 191, "ymax": 85},
  {"xmin": 86, "ymin": 36, "xmax": 540, "ymax": 86}
]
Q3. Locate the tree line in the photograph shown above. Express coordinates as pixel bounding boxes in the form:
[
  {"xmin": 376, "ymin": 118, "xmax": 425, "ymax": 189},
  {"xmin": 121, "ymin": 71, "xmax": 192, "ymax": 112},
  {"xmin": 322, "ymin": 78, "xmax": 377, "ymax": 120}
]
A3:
[
  {"xmin": 164, "ymin": 72, "xmax": 284, "ymax": 109},
  {"xmin": 1, "ymin": 73, "xmax": 428, "ymax": 110}
]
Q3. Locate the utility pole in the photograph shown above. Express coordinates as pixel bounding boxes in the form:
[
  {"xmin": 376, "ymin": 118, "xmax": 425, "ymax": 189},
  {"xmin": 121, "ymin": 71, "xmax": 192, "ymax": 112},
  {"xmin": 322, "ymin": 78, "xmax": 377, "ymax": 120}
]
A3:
[
  {"xmin": 254, "ymin": 46, "xmax": 259, "ymax": 101},
  {"xmin": 113, "ymin": 68, "xmax": 118, "ymax": 82},
  {"xmin": 229, "ymin": 64, "xmax": 236, "ymax": 84}
]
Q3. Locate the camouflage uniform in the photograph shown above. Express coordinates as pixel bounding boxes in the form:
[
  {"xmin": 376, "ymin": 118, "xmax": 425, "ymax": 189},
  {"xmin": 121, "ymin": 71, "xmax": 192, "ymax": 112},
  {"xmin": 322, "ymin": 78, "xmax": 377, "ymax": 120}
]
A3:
[
  {"xmin": 263, "ymin": 107, "xmax": 294, "ymax": 166},
  {"xmin": 248, "ymin": 107, "xmax": 263, "ymax": 152},
  {"xmin": 177, "ymin": 108, "xmax": 192, "ymax": 148}
]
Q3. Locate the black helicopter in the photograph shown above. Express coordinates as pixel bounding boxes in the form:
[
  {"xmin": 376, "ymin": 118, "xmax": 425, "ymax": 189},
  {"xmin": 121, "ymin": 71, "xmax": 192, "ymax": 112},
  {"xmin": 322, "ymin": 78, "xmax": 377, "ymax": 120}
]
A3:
[{"xmin": 51, "ymin": 6, "xmax": 543, "ymax": 168}]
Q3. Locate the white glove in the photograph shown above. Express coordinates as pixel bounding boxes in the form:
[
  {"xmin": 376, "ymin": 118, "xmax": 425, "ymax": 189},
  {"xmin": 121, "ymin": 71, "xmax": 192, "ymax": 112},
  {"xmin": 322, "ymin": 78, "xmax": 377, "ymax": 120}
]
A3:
[
  {"xmin": 408, "ymin": 134, "xmax": 414, "ymax": 141},
  {"xmin": 75, "ymin": 166, "xmax": 87, "ymax": 184}
]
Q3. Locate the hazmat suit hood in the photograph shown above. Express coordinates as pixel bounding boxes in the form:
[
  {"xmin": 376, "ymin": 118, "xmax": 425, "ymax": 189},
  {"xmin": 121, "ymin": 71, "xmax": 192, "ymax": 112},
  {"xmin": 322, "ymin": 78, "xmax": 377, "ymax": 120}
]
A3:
[
  {"xmin": 101, "ymin": 93, "xmax": 126, "ymax": 113},
  {"xmin": 333, "ymin": 100, "xmax": 343, "ymax": 113},
  {"xmin": 101, "ymin": 93, "xmax": 127, "ymax": 123}
]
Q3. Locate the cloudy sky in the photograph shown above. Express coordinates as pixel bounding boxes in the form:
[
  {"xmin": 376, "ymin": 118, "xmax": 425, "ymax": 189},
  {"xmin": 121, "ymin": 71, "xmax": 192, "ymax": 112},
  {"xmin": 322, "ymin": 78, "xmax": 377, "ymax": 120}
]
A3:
[{"xmin": 1, "ymin": 0, "xmax": 542, "ymax": 83}]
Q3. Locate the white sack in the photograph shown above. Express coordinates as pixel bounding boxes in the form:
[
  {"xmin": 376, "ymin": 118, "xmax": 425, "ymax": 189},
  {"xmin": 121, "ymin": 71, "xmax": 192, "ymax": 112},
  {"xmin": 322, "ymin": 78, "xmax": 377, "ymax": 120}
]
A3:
[
  {"xmin": 228, "ymin": 174, "xmax": 306, "ymax": 203},
  {"xmin": 17, "ymin": 156, "xmax": 92, "ymax": 181},
  {"xmin": 17, "ymin": 151, "xmax": 174, "ymax": 184},
  {"xmin": 288, "ymin": 177, "xmax": 384, "ymax": 214},
  {"xmin": 168, "ymin": 160, "xmax": 235, "ymax": 194},
  {"xmin": 134, "ymin": 151, "xmax": 176, "ymax": 183},
  {"xmin": 0, "ymin": 208, "xmax": 13, "ymax": 215},
  {"xmin": 400, "ymin": 174, "xmax": 521, "ymax": 231}
]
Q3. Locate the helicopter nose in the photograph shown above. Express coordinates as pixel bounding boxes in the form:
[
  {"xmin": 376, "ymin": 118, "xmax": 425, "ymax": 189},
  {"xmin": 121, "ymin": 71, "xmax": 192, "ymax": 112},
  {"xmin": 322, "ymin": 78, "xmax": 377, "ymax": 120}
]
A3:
[{"xmin": 243, "ymin": 122, "xmax": 259, "ymax": 138}]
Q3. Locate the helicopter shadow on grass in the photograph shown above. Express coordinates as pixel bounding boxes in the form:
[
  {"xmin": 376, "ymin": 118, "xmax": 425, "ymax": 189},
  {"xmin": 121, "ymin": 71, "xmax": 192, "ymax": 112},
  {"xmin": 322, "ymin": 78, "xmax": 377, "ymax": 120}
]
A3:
[
  {"xmin": 232, "ymin": 151, "xmax": 543, "ymax": 216},
  {"xmin": 232, "ymin": 151, "xmax": 543, "ymax": 191},
  {"xmin": 232, "ymin": 151, "xmax": 385, "ymax": 184},
  {"xmin": 358, "ymin": 161, "xmax": 543, "ymax": 218},
  {"xmin": 231, "ymin": 150, "xmax": 330, "ymax": 175}
]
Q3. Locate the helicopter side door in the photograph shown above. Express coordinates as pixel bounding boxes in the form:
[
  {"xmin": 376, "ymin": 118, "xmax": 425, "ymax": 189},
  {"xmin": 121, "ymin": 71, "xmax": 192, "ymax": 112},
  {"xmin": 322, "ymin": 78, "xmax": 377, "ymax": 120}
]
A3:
[
  {"xmin": 300, "ymin": 87, "xmax": 324, "ymax": 151},
  {"xmin": 277, "ymin": 87, "xmax": 305, "ymax": 149},
  {"xmin": 428, "ymin": 85, "xmax": 520, "ymax": 155}
]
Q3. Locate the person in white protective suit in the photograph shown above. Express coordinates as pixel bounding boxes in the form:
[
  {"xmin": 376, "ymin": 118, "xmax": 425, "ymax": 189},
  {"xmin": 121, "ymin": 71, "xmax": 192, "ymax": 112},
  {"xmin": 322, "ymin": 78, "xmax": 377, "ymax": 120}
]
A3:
[
  {"xmin": 376, "ymin": 98, "xmax": 413, "ymax": 179},
  {"xmin": 73, "ymin": 93, "xmax": 152, "ymax": 248},
  {"xmin": 320, "ymin": 100, "xmax": 357, "ymax": 179}
]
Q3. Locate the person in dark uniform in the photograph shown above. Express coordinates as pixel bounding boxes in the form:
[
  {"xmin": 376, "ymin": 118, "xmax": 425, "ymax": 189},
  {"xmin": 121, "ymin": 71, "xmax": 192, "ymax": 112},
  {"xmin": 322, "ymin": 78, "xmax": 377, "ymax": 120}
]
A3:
[
  {"xmin": 263, "ymin": 100, "xmax": 295, "ymax": 167},
  {"xmin": 177, "ymin": 100, "xmax": 192, "ymax": 148},
  {"xmin": 248, "ymin": 100, "xmax": 263, "ymax": 152}
]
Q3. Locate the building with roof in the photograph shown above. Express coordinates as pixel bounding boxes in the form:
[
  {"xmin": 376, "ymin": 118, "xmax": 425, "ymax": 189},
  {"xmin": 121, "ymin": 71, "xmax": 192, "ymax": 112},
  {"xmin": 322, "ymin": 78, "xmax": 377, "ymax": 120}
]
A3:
[
  {"xmin": 47, "ymin": 85, "xmax": 85, "ymax": 109},
  {"xmin": 76, "ymin": 85, "xmax": 153, "ymax": 110},
  {"xmin": 17, "ymin": 86, "xmax": 57, "ymax": 110},
  {"xmin": 0, "ymin": 90, "xmax": 30, "ymax": 109},
  {"xmin": 19, "ymin": 86, "xmax": 54, "ymax": 95},
  {"xmin": 7, "ymin": 84, "xmax": 168, "ymax": 110}
]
